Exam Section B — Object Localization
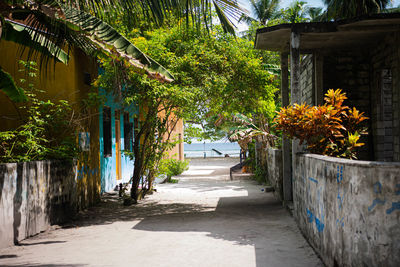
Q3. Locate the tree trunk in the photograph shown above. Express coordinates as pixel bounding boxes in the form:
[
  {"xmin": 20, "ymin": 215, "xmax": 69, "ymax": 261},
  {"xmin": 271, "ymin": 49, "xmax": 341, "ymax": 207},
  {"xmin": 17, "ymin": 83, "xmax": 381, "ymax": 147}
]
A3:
[{"xmin": 130, "ymin": 152, "xmax": 142, "ymax": 201}]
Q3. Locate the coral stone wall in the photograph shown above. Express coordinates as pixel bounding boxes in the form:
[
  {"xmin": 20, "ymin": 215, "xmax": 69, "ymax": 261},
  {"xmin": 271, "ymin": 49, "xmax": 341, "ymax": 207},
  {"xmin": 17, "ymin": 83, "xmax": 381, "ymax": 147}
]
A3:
[
  {"xmin": 294, "ymin": 153, "xmax": 400, "ymax": 267},
  {"xmin": 266, "ymin": 148, "xmax": 283, "ymax": 201}
]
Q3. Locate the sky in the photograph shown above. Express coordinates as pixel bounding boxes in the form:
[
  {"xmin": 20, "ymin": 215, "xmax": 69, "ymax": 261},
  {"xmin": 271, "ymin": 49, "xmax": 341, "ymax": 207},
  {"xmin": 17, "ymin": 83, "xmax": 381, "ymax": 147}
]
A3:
[{"xmin": 236, "ymin": 0, "xmax": 400, "ymax": 31}]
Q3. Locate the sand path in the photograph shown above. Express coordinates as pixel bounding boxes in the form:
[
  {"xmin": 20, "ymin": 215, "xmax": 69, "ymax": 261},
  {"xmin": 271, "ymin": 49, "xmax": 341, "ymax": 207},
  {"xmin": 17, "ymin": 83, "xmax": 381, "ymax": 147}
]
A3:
[{"xmin": 0, "ymin": 158, "xmax": 323, "ymax": 267}]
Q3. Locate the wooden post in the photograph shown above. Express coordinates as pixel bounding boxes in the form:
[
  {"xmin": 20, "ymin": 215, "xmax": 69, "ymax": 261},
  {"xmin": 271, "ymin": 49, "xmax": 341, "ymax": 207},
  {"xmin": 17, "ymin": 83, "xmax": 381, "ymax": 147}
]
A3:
[
  {"xmin": 280, "ymin": 52, "xmax": 292, "ymax": 202},
  {"xmin": 290, "ymin": 30, "xmax": 301, "ymax": 105},
  {"xmin": 288, "ymin": 28, "xmax": 301, "ymax": 202}
]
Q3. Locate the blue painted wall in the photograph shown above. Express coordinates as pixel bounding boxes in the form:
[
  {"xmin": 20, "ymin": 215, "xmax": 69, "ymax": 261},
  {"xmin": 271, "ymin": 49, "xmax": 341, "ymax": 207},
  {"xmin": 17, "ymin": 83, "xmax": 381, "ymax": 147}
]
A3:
[{"xmin": 99, "ymin": 87, "xmax": 137, "ymax": 193}]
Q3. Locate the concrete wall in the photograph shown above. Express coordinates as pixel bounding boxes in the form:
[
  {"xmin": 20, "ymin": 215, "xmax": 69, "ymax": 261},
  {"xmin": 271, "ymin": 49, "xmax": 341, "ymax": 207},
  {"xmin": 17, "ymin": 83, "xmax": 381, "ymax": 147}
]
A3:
[
  {"xmin": 265, "ymin": 148, "xmax": 283, "ymax": 201},
  {"xmin": 294, "ymin": 153, "xmax": 400, "ymax": 267},
  {"xmin": 300, "ymin": 55, "xmax": 314, "ymax": 105},
  {"xmin": 0, "ymin": 160, "xmax": 77, "ymax": 249}
]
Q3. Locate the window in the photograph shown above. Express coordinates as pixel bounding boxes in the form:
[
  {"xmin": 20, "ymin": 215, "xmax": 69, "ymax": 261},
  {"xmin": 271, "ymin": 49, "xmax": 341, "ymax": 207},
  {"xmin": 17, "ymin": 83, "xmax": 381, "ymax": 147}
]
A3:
[
  {"xmin": 103, "ymin": 107, "xmax": 112, "ymax": 157},
  {"xmin": 83, "ymin": 72, "xmax": 91, "ymax": 86},
  {"xmin": 124, "ymin": 112, "xmax": 133, "ymax": 151}
]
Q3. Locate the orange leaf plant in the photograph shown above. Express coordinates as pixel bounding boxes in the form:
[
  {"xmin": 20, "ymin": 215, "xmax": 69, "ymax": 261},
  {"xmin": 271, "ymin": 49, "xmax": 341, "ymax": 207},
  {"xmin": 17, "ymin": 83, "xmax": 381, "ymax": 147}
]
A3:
[{"xmin": 274, "ymin": 89, "xmax": 368, "ymax": 159}]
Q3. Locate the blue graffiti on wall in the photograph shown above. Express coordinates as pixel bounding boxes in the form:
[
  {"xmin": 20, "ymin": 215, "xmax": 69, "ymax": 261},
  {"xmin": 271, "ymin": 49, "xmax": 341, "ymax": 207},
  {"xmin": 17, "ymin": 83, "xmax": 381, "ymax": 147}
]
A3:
[
  {"xmin": 306, "ymin": 208, "xmax": 325, "ymax": 232},
  {"xmin": 386, "ymin": 202, "xmax": 400, "ymax": 214},
  {"xmin": 385, "ymin": 184, "xmax": 400, "ymax": 214},
  {"xmin": 336, "ymin": 165, "xmax": 346, "ymax": 228},
  {"xmin": 337, "ymin": 166, "xmax": 344, "ymax": 210},
  {"xmin": 315, "ymin": 217, "xmax": 325, "ymax": 232},
  {"xmin": 367, "ymin": 182, "xmax": 386, "ymax": 212},
  {"xmin": 336, "ymin": 217, "xmax": 344, "ymax": 227},
  {"xmin": 367, "ymin": 182, "xmax": 400, "ymax": 215},
  {"xmin": 77, "ymin": 166, "xmax": 99, "ymax": 180},
  {"xmin": 396, "ymin": 184, "xmax": 400, "ymax": 195},
  {"xmin": 307, "ymin": 208, "xmax": 313, "ymax": 223},
  {"xmin": 305, "ymin": 174, "xmax": 325, "ymax": 233}
]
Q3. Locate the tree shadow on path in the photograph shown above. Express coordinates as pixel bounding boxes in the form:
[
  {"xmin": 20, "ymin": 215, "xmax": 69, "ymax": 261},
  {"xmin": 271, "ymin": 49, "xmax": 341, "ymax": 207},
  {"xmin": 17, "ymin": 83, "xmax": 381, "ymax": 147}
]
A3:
[
  {"xmin": 131, "ymin": 192, "xmax": 322, "ymax": 267},
  {"xmin": 65, "ymin": 186, "xmax": 321, "ymax": 267}
]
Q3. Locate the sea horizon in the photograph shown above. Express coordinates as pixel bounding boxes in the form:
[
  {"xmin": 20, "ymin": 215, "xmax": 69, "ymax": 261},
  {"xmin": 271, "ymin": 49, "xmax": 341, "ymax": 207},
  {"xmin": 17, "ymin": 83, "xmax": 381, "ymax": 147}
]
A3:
[{"xmin": 184, "ymin": 142, "xmax": 241, "ymax": 158}]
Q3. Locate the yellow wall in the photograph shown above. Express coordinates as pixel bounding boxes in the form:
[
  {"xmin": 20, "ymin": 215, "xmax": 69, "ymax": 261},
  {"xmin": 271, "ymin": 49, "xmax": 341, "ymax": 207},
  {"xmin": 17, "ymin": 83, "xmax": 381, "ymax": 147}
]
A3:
[{"xmin": 0, "ymin": 40, "xmax": 100, "ymax": 209}]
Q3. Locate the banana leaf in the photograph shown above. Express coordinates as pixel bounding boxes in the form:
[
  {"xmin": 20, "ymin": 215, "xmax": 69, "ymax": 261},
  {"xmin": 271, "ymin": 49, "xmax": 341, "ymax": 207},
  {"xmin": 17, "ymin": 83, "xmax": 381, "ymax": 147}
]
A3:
[
  {"xmin": 0, "ymin": 66, "xmax": 27, "ymax": 102},
  {"xmin": 2, "ymin": 20, "xmax": 69, "ymax": 64}
]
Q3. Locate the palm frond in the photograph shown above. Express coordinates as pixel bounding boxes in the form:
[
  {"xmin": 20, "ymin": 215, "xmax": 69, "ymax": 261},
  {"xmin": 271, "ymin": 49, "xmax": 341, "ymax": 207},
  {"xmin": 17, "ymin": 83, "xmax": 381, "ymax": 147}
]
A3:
[{"xmin": 62, "ymin": 6, "xmax": 174, "ymax": 82}]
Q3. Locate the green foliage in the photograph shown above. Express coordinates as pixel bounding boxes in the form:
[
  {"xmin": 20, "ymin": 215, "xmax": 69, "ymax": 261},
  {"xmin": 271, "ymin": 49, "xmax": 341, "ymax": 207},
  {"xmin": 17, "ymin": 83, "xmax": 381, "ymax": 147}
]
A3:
[
  {"xmin": 239, "ymin": 0, "xmax": 280, "ymax": 25},
  {"xmin": 158, "ymin": 158, "xmax": 190, "ymax": 179},
  {"xmin": 228, "ymin": 113, "xmax": 276, "ymax": 151},
  {"xmin": 280, "ymin": 1, "xmax": 310, "ymax": 23},
  {"xmin": 96, "ymin": 53, "xmax": 191, "ymax": 200},
  {"xmin": 323, "ymin": 0, "xmax": 390, "ymax": 19},
  {"xmin": 1, "ymin": 0, "xmax": 245, "ymax": 82},
  {"xmin": 274, "ymin": 89, "xmax": 369, "ymax": 159},
  {"xmin": 0, "ymin": 66, "xmax": 27, "ymax": 102},
  {"xmin": 123, "ymin": 24, "xmax": 279, "ymax": 141},
  {"xmin": 96, "ymin": 17, "xmax": 278, "ymax": 200},
  {"xmin": 2, "ymin": 20, "xmax": 70, "ymax": 64},
  {"xmin": 62, "ymin": 6, "xmax": 174, "ymax": 81},
  {"xmin": 0, "ymin": 61, "xmax": 79, "ymax": 163},
  {"xmin": 253, "ymin": 165, "xmax": 268, "ymax": 184}
]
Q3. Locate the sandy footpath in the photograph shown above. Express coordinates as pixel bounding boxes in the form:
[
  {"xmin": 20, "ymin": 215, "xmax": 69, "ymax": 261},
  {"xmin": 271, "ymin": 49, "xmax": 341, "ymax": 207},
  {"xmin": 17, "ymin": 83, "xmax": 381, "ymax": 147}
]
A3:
[{"xmin": 0, "ymin": 158, "xmax": 323, "ymax": 267}]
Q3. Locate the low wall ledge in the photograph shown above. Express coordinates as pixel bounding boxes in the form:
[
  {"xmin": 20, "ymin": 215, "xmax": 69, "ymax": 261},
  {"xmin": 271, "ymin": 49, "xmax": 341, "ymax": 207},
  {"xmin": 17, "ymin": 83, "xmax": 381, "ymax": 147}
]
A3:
[{"xmin": 297, "ymin": 153, "xmax": 400, "ymax": 168}]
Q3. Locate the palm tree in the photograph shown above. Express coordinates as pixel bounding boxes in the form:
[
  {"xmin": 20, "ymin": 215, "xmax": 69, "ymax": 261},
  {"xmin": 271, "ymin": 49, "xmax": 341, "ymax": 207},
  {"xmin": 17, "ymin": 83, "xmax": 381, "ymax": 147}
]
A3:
[
  {"xmin": 323, "ymin": 0, "xmax": 392, "ymax": 19},
  {"xmin": 0, "ymin": 0, "xmax": 245, "ymax": 97},
  {"xmin": 282, "ymin": 0, "xmax": 309, "ymax": 23},
  {"xmin": 239, "ymin": 0, "xmax": 281, "ymax": 25},
  {"xmin": 307, "ymin": 7, "xmax": 326, "ymax": 22}
]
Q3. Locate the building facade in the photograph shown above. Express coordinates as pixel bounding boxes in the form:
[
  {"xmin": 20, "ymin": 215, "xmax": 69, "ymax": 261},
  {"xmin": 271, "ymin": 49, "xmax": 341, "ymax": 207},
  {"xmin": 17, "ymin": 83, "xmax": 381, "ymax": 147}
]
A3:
[{"xmin": 0, "ymin": 38, "xmax": 184, "ymax": 208}]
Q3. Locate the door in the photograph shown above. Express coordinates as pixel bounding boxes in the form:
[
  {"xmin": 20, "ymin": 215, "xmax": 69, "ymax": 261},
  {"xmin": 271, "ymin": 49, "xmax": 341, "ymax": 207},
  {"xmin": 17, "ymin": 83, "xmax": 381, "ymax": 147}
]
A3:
[{"xmin": 115, "ymin": 110, "xmax": 122, "ymax": 180}]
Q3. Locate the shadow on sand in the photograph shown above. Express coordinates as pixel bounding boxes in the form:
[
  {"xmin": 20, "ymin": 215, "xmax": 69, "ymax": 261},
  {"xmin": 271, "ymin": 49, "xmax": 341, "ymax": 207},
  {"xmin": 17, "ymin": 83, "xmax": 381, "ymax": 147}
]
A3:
[{"xmin": 62, "ymin": 183, "xmax": 320, "ymax": 267}]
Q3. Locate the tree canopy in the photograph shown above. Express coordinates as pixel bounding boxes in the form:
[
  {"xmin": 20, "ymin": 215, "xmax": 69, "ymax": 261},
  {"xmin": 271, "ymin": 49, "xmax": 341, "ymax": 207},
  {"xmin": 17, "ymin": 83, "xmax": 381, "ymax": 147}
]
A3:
[{"xmin": 124, "ymin": 25, "xmax": 279, "ymax": 141}]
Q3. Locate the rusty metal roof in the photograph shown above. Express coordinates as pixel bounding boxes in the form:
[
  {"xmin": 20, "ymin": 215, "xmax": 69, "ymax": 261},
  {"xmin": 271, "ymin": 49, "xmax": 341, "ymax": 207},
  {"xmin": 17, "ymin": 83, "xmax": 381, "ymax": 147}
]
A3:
[{"xmin": 255, "ymin": 13, "xmax": 400, "ymax": 53}]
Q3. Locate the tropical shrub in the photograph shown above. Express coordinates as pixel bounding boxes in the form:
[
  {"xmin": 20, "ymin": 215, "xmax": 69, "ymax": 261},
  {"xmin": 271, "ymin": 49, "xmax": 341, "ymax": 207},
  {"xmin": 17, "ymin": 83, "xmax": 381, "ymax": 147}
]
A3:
[
  {"xmin": 158, "ymin": 158, "xmax": 189, "ymax": 181},
  {"xmin": 274, "ymin": 89, "xmax": 368, "ymax": 159},
  {"xmin": 0, "ymin": 61, "xmax": 79, "ymax": 162},
  {"xmin": 228, "ymin": 113, "xmax": 276, "ymax": 151}
]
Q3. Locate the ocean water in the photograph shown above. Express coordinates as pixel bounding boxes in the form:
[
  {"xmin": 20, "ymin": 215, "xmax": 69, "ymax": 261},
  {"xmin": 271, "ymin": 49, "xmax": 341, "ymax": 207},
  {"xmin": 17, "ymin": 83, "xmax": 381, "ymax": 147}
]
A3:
[{"xmin": 184, "ymin": 142, "xmax": 241, "ymax": 158}]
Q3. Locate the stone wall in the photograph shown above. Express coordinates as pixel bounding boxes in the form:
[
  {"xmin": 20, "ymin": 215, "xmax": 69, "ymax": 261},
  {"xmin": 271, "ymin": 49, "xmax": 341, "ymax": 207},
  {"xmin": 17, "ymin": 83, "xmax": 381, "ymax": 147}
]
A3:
[
  {"xmin": 300, "ymin": 55, "xmax": 314, "ymax": 105},
  {"xmin": 258, "ymin": 147, "xmax": 283, "ymax": 201},
  {"xmin": 266, "ymin": 148, "xmax": 283, "ymax": 201},
  {"xmin": 294, "ymin": 153, "xmax": 400, "ymax": 267},
  {"xmin": 0, "ymin": 160, "xmax": 77, "ymax": 249},
  {"xmin": 370, "ymin": 32, "xmax": 400, "ymax": 162}
]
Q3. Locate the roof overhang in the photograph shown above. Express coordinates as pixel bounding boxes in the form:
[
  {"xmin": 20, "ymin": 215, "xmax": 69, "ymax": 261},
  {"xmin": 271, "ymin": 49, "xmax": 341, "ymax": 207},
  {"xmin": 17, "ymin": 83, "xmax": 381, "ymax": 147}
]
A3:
[{"xmin": 255, "ymin": 13, "xmax": 400, "ymax": 53}]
